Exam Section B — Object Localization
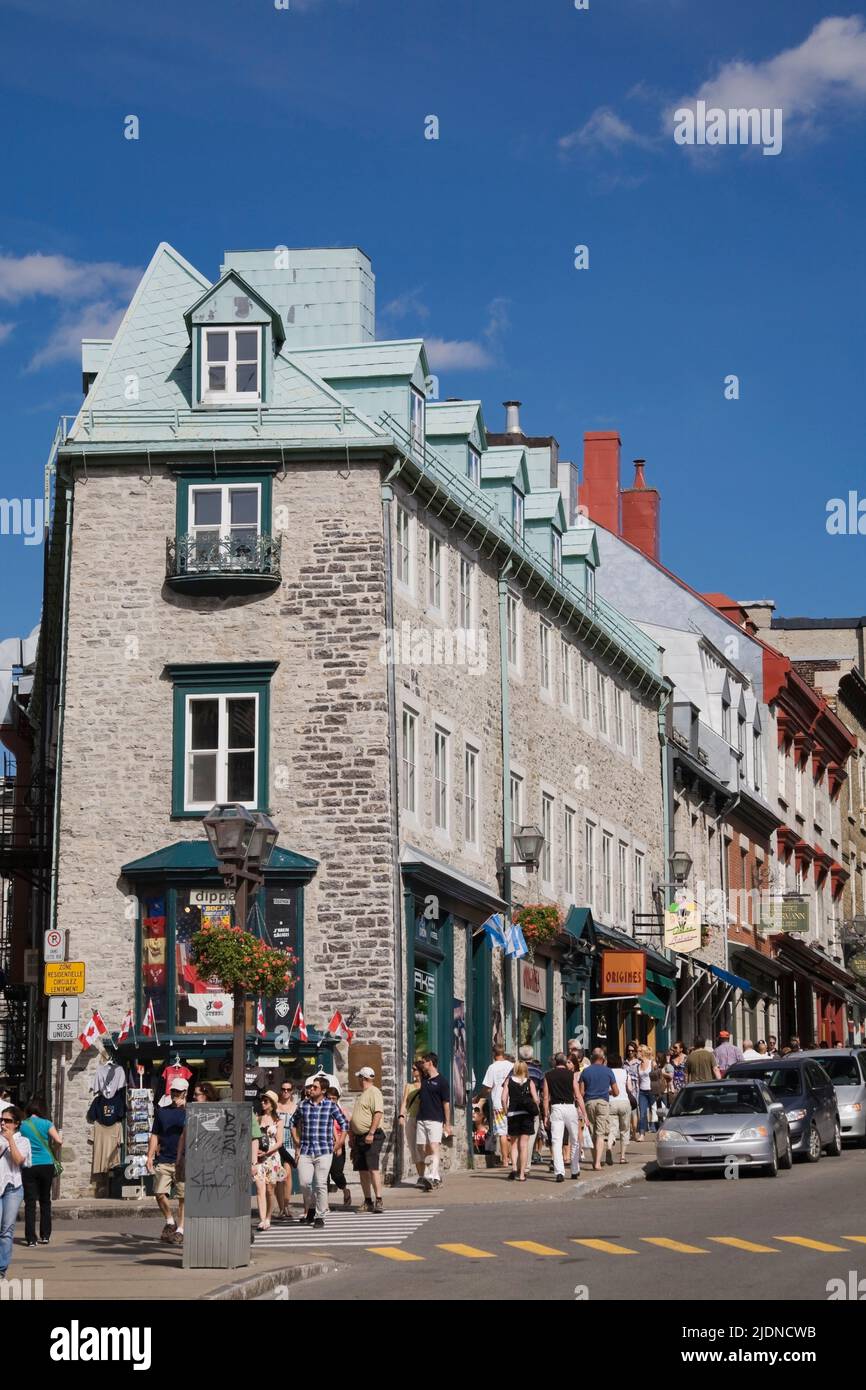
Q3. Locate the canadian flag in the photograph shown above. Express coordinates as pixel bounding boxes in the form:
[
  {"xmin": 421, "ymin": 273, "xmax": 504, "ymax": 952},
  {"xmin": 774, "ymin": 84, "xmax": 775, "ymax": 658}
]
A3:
[
  {"xmin": 290, "ymin": 1003, "xmax": 308, "ymax": 1043},
  {"xmin": 256, "ymin": 998, "xmax": 266, "ymax": 1037},
  {"xmin": 78, "ymin": 1010, "xmax": 108, "ymax": 1051},
  {"xmin": 141, "ymin": 998, "xmax": 159, "ymax": 1041},
  {"xmin": 326, "ymin": 1010, "xmax": 353, "ymax": 1043},
  {"xmin": 117, "ymin": 1008, "xmax": 134, "ymax": 1044}
]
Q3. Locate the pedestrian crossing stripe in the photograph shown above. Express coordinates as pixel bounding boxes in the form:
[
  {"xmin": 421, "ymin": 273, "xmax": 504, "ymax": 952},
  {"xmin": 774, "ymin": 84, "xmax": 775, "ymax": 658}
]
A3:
[
  {"xmin": 436, "ymin": 1243, "xmax": 496, "ymax": 1258},
  {"xmin": 366, "ymin": 1248, "xmax": 424, "ymax": 1261},
  {"xmin": 505, "ymin": 1240, "xmax": 569, "ymax": 1256},
  {"xmin": 572, "ymin": 1238, "xmax": 638, "ymax": 1255},
  {"xmin": 843, "ymin": 1236, "xmax": 866, "ymax": 1244},
  {"xmin": 774, "ymin": 1236, "xmax": 849, "ymax": 1252},
  {"xmin": 708, "ymin": 1237, "xmax": 777, "ymax": 1253},
  {"xmin": 253, "ymin": 1209, "xmax": 442, "ymax": 1248}
]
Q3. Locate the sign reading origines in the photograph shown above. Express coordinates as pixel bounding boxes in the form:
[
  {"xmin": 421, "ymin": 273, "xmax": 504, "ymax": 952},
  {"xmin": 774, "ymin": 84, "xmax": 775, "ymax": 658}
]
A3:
[
  {"xmin": 599, "ymin": 949, "xmax": 646, "ymax": 997},
  {"xmin": 43, "ymin": 961, "xmax": 86, "ymax": 996},
  {"xmin": 47, "ymin": 995, "xmax": 80, "ymax": 1041}
]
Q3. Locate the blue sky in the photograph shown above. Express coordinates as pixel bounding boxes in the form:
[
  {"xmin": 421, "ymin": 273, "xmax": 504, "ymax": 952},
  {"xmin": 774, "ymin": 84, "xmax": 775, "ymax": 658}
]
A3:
[{"xmin": 1, "ymin": 0, "xmax": 865, "ymax": 638}]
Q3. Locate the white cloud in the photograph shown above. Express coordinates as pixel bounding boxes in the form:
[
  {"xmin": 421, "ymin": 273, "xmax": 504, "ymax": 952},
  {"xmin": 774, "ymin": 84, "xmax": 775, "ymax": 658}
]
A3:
[
  {"xmin": 559, "ymin": 106, "xmax": 656, "ymax": 155},
  {"xmin": 425, "ymin": 338, "xmax": 495, "ymax": 370},
  {"xmin": 671, "ymin": 16, "xmax": 866, "ymax": 131},
  {"xmin": 0, "ymin": 251, "xmax": 141, "ymax": 370},
  {"xmin": 380, "ymin": 286, "xmax": 430, "ymax": 323}
]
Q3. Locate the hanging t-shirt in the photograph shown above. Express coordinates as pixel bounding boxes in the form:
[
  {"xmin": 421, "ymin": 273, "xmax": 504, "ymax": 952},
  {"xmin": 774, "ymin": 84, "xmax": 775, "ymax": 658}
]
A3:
[{"xmin": 161, "ymin": 1064, "xmax": 192, "ymax": 1096}]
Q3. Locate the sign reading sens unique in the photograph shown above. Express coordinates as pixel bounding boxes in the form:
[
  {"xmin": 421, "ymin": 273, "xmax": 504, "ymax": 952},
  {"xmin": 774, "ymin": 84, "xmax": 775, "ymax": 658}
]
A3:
[{"xmin": 600, "ymin": 949, "xmax": 646, "ymax": 997}]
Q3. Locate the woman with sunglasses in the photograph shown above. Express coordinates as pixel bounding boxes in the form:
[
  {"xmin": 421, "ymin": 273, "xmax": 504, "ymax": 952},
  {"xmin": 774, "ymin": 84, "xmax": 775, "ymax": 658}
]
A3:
[{"xmin": 0, "ymin": 1106, "xmax": 32, "ymax": 1280}]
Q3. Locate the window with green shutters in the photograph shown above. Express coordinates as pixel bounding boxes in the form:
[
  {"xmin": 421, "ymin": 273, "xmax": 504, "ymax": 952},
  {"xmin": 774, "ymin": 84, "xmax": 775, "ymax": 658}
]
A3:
[{"xmin": 167, "ymin": 662, "xmax": 278, "ymax": 817}]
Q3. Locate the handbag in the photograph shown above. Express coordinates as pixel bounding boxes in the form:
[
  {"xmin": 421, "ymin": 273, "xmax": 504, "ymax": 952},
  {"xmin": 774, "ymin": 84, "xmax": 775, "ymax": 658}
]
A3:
[{"xmin": 23, "ymin": 1117, "xmax": 63, "ymax": 1178}]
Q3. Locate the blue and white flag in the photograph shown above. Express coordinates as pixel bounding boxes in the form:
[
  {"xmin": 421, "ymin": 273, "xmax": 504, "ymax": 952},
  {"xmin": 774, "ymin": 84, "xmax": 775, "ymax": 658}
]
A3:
[
  {"xmin": 481, "ymin": 913, "xmax": 507, "ymax": 950},
  {"xmin": 504, "ymin": 921, "xmax": 529, "ymax": 960}
]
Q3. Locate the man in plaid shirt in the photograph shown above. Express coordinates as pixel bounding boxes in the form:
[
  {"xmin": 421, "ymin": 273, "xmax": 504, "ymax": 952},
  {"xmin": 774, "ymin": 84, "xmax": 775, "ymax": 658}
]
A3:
[{"xmin": 291, "ymin": 1075, "xmax": 349, "ymax": 1228}]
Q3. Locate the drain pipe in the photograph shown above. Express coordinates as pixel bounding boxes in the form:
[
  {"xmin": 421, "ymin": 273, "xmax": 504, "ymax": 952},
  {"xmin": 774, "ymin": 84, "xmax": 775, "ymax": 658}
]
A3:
[
  {"xmin": 381, "ymin": 463, "xmax": 405, "ymax": 1183},
  {"xmin": 657, "ymin": 681, "xmax": 675, "ymax": 1041},
  {"xmin": 497, "ymin": 561, "xmax": 515, "ymax": 1051}
]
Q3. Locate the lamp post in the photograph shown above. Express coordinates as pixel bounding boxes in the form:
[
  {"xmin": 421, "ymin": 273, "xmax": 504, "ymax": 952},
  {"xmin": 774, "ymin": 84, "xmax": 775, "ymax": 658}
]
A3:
[
  {"xmin": 497, "ymin": 824, "xmax": 547, "ymax": 1047},
  {"xmin": 203, "ymin": 803, "xmax": 279, "ymax": 1101}
]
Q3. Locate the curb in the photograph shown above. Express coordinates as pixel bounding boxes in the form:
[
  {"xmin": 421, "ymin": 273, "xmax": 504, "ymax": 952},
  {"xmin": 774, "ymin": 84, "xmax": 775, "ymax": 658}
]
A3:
[{"xmin": 202, "ymin": 1257, "xmax": 344, "ymax": 1301}]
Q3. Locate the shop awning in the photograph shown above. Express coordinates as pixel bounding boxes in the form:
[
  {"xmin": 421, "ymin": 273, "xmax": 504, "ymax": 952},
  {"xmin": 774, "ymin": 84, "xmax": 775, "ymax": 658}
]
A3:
[
  {"xmin": 593, "ymin": 921, "xmax": 677, "ymax": 978},
  {"xmin": 401, "ymin": 843, "xmax": 509, "ymax": 916},
  {"xmin": 707, "ymin": 963, "xmax": 752, "ymax": 992},
  {"xmin": 121, "ymin": 839, "xmax": 318, "ymax": 881},
  {"xmin": 636, "ymin": 987, "xmax": 668, "ymax": 1021}
]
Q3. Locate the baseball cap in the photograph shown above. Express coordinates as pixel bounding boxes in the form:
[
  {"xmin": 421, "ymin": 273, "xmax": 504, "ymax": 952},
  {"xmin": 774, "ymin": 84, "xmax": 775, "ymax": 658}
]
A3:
[
  {"xmin": 718, "ymin": 1030, "xmax": 731, "ymax": 1040},
  {"xmin": 170, "ymin": 1078, "xmax": 189, "ymax": 1091},
  {"xmin": 355, "ymin": 1066, "xmax": 376, "ymax": 1079}
]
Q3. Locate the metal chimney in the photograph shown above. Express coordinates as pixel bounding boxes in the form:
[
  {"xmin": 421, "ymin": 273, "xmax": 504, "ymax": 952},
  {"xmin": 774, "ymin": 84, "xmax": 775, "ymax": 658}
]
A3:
[{"xmin": 503, "ymin": 400, "xmax": 523, "ymax": 435}]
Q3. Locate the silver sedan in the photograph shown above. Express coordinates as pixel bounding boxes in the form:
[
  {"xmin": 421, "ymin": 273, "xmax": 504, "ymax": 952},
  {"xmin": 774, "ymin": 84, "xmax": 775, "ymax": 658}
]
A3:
[{"xmin": 656, "ymin": 1079, "xmax": 793, "ymax": 1177}]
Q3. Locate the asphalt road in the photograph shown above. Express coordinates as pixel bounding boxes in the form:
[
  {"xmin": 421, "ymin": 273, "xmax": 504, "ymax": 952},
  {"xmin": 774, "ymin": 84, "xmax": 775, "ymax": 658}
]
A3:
[{"xmin": 286, "ymin": 1147, "xmax": 866, "ymax": 1301}]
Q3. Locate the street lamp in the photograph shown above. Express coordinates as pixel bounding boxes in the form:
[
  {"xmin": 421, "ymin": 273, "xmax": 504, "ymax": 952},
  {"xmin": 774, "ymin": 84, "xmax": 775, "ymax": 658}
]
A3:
[
  {"xmin": 510, "ymin": 824, "xmax": 546, "ymax": 874},
  {"xmin": 668, "ymin": 849, "xmax": 693, "ymax": 885},
  {"xmin": 205, "ymin": 803, "xmax": 279, "ymax": 1100}
]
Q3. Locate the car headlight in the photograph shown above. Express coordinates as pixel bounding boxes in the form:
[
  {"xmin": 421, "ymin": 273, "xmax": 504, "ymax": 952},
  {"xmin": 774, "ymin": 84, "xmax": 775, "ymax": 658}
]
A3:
[
  {"xmin": 787, "ymin": 1109, "xmax": 807, "ymax": 1122},
  {"xmin": 734, "ymin": 1125, "xmax": 768, "ymax": 1141},
  {"xmin": 841, "ymin": 1103, "xmax": 862, "ymax": 1114},
  {"xmin": 657, "ymin": 1128, "xmax": 687, "ymax": 1143}
]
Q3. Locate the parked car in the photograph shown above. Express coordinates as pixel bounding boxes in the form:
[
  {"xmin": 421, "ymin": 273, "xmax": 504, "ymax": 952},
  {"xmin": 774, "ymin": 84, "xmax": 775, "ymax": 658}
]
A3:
[
  {"xmin": 726, "ymin": 1057, "xmax": 841, "ymax": 1161},
  {"xmin": 802, "ymin": 1048, "xmax": 866, "ymax": 1145},
  {"xmin": 656, "ymin": 1079, "xmax": 792, "ymax": 1177}
]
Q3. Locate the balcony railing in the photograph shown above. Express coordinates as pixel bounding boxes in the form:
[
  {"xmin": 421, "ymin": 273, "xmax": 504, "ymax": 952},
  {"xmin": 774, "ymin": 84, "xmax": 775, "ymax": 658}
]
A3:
[{"xmin": 165, "ymin": 532, "xmax": 282, "ymax": 593}]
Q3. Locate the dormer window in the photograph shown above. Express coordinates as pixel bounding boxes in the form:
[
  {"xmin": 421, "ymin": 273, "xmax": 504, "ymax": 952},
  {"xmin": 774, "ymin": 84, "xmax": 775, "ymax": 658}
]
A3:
[
  {"xmin": 201, "ymin": 326, "xmax": 261, "ymax": 403},
  {"xmin": 552, "ymin": 530, "xmax": 562, "ymax": 579},
  {"xmin": 467, "ymin": 444, "xmax": 481, "ymax": 487},
  {"xmin": 512, "ymin": 488, "xmax": 524, "ymax": 540},
  {"xmin": 410, "ymin": 387, "xmax": 426, "ymax": 454}
]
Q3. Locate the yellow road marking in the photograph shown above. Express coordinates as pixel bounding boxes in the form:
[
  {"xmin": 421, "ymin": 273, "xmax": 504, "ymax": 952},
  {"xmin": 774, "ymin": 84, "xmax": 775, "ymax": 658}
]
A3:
[
  {"xmin": 708, "ymin": 1237, "xmax": 778, "ymax": 1254},
  {"xmin": 505, "ymin": 1240, "xmax": 568, "ymax": 1256},
  {"xmin": 642, "ymin": 1237, "xmax": 708, "ymax": 1254},
  {"xmin": 842, "ymin": 1236, "xmax": 866, "ymax": 1244},
  {"xmin": 437, "ymin": 1243, "xmax": 496, "ymax": 1259},
  {"xmin": 774, "ymin": 1237, "xmax": 848, "ymax": 1252},
  {"xmin": 367, "ymin": 1247, "xmax": 424, "ymax": 1261},
  {"xmin": 572, "ymin": 1238, "xmax": 639, "ymax": 1256}
]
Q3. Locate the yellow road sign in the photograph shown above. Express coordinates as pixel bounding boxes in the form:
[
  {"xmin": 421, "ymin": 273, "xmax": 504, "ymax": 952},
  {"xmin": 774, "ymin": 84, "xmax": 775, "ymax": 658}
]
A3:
[{"xmin": 44, "ymin": 961, "xmax": 85, "ymax": 996}]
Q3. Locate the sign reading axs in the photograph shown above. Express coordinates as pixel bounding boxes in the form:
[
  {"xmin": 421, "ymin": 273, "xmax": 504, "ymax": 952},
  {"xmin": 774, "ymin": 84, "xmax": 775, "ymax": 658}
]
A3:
[{"xmin": 600, "ymin": 950, "xmax": 646, "ymax": 996}]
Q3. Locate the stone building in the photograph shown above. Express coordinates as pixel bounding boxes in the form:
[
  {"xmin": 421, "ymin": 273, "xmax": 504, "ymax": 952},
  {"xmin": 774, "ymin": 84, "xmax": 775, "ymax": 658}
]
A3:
[{"xmin": 4, "ymin": 242, "xmax": 670, "ymax": 1195}]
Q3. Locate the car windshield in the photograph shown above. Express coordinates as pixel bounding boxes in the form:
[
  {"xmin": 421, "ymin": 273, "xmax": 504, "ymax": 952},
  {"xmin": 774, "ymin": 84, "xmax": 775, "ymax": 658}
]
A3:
[
  {"xmin": 669, "ymin": 1085, "xmax": 766, "ymax": 1116},
  {"xmin": 812, "ymin": 1056, "xmax": 862, "ymax": 1085},
  {"xmin": 728, "ymin": 1066, "xmax": 802, "ymax": 1097}
]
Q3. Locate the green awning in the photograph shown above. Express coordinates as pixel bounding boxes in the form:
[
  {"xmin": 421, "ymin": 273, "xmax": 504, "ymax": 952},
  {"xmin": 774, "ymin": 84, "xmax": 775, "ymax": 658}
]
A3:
[
  {"xmin": 121, "ymin": 839, "xmax": 318, "ymax": 881},
  {"xmin": 646, "ymin": 969, "xmax": 675, "ymax": 993},
  {"xmin": 637, "ymin": 987, "xmax": 667, "ymax": 1021}
]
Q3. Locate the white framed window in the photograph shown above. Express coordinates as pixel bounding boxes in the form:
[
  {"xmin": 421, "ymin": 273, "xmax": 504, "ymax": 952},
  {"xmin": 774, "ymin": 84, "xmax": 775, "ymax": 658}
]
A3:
[
  {"xmin": 561, "ymin": 638, "xmax": 572, "ymax": 709},
  {"xmin": 541, "ymin": 792, "xmax": 554, "ymax": 886},
  {"xmin": 795, "ymin": 760, "xmax": 804, "ymax": 815},
  {"xmin": 580, "ymin": 657, "xmax": 592, "ymax": 723},
  {"xmin": 859, "ymin": 753, "xmax": 866, "ymax": 808},
  {"xmin": 585, "ymin": 819, "xmax": 597, "ymax": 908},
  {"xmin": 189, "ymin": 483, "xmax": 261, "ymax": 567},
  {"xmin": 777, "ymin": 741, "xmax": 787, "ymax": 800},
  {"xmin": 595, "ymin": 671, "xmax": 609, "ymax": 736},
  {"xmin": 552, "ymin": 530, "xmax": 562, "ymax": 578},
  {"xmin": 721, "ymin": 700, "xmax": 731, "ymax": 743},
  {"xmin": 617, "ymin": 841, "xmax": 628, "ymax": 924},
  {"xmin": 427, "ymin": 532, "xmax": 443, "ymax": 612},
  {"xmin": 738, "ymin": 716, "xmax": 747, "ymax": 762},
  {"xmin": 629, "ymin": 697, "xmax": 641, "ymax": 761},
  {"xmin": 464, "ymin": 744, "xmax": 479, "ymax": 848},
  {"xmin": 506, "ymin": 593, "xmax": 520, "ymax": 669},
  {"xmin": 512, "ymin": 488, "xmax": 524, "ymax": 540},
  {"xmin": 753, "ymin": 729, "xmax": 762, "ymax": 793},
  {"xmin": 564, "ymin": 806, "xmax": 576, "ymax": 897},
  {"xmin": 540, "ymin": 620, "xmax": 552, "ymax": 693},
  {"xmin": 201, "ymin": 326, "xmax": 261, "ymax": 403},
  {"xmin": 510, "ymin": 772, "xmax": 523, "ymax": 859},
  {"xmin": 601, "ymin": 831, "xmax": 613, "ymax": 917},
  {"xmin": 410, "ymin": 387, "xmax": 426, "ymax": 454},
  {"xmin": 396, "ymin": 505, "xmax": 413, "ymax": 590},
  {"xmin": 633, "ymin": 848, "xmax": 645, "ymax": 915},
  {"xmin": 401, "ymin": 707, "xmax": 418, "ymax": 815},
  {"xmin": 613, "ymin": 687, "xmax": 625, "ymax": 750},
  {"xmin": 185, "ymin": 692, "xmax": 258, "ymax": 810},
  {"xmin": 467, "ymin": 445, "xmax": 481, "ymax": 487},
  {"xmin": 433, "ymin": 726, "xmax": 450, "ymax": 832},
  {"xmin": 585, "ymin": 566, "xmax": 596, "ymax": 605},
  {"xmin": 458, "ymin": 557, "xmax": 473, "ymax": 630}
]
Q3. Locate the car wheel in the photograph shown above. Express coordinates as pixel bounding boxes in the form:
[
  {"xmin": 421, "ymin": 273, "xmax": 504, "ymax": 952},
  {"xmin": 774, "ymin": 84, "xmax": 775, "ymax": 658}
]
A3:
[
  {"xmin": 778, "ymin": 1132, "xmax": 793, "ymax": 1170},
  {"xmin": 763, "ymin": 1142, "xmax": 779, "ymax": 1177},
  {"xmin": 806, "ymin": 1123, "xmax": 822, "ymax": 1163},
  {"xmin": 826, "ymin": 1117, "xmax": 842, "ymax": 1157}
]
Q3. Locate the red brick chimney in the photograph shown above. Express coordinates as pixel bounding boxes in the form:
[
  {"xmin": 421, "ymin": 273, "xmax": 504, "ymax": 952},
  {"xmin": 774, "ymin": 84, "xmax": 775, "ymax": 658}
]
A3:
[
  {"xmin": 621, "ymin": 459, "xmax": 660, "ymax": 561},
  {"xmin": 581, "ymin": 431, "xmax": 621, "ymax": 533}
]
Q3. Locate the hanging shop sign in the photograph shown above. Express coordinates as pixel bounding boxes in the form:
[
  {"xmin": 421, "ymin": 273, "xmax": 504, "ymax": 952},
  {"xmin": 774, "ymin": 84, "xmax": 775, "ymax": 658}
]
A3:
[
  {"xmin": 774, "ymin": 897, "xmax": 810, "ymax": 933},
  {"xmin": 519, "ymin": 959, "xmax": 548, "ymax": 1012},
  {"xmin": 190, "ymin": 889, "xmax": 235, "ymax": 908},
  {"xmin": 663, "ymin": 897, "xmax": 701, "ymax": 954},
  {"xmin": 600, "ymin": 950, "xmax": 646, "ymax": 996},
  {"xmin": 848, "ymin": 952, "xmax": 866, "ymax": 983}
]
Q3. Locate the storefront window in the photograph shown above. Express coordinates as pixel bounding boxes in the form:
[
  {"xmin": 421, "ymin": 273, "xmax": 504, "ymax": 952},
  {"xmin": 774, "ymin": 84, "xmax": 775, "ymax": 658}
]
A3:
[
  {"xmin": 141, "ymin": 893, "xmax": 169, "ymax": 1028},
  {"xmin": 175, "ymin": 887, "xmax": 235, "ymax": 1032},
  {"xmin": 414, "ymin": 963, "xmax": 436, "ymax": 1058}
]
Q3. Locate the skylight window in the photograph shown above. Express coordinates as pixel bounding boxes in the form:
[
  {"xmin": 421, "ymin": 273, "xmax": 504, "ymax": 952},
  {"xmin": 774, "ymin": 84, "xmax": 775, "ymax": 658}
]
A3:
[{"xmin": 201, "ymin": 326, "xmax": 261, "ymax": 403}]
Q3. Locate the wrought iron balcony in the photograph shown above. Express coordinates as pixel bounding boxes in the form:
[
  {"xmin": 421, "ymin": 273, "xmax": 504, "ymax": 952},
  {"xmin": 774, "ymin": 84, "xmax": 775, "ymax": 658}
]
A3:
[{"xmin": 165, "ymin": 532, "xmax": 282, "ymax": 595}]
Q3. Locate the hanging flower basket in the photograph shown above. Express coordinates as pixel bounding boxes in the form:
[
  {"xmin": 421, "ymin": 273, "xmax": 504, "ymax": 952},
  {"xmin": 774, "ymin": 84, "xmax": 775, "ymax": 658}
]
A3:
[
  {"xmin": 513, "ymin": 903, "xmax": 563, "ymax": 946},
  {"xmin": 191, "ymin": 921, "xmax": 297, "ymax": 997}
]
